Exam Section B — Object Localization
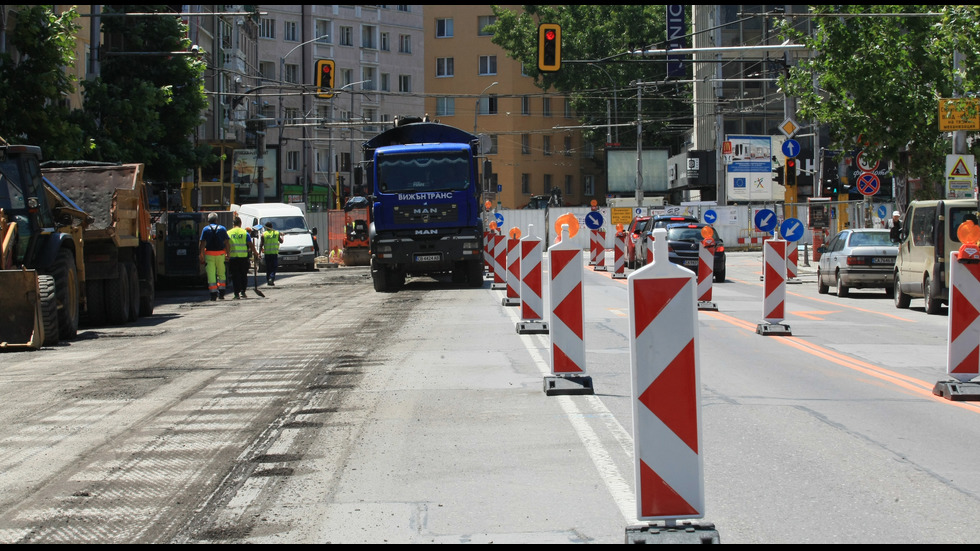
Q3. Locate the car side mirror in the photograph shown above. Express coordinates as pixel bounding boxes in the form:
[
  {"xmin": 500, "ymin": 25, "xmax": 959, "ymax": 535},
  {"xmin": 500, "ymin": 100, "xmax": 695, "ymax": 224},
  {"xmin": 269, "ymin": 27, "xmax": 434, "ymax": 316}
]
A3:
[{"xmin": 817, "ymin": 246, "xmax": 826, "ymax": 253}]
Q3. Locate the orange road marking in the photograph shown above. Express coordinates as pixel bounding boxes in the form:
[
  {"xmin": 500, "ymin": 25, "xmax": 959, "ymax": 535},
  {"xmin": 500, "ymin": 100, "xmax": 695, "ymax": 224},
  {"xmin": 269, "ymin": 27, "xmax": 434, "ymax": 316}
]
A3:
[{"xmin": 789, "ymin": 310, "xmax": 841, "ymax": 320}]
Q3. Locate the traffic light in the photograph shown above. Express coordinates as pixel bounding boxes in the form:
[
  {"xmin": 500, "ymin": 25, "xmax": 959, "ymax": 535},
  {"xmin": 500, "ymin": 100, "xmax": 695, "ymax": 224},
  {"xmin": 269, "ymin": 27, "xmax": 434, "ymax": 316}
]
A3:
[
  {"xmin": 784, "ymin": 157, "xmax": 797, "ymax": 186},
  {"xmin": 316, "ymin": 59, "xmax": 335, "ymax": 98},
  {"xmin": 537, "ymin": 23, "xmax": 561, "ymax": 72}
]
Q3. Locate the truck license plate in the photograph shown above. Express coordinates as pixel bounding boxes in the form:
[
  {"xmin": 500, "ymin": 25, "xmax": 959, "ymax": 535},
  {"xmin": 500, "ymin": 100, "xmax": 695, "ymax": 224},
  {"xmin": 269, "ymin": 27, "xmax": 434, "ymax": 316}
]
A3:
[
  {"xmin": 683, "ymin": 259, "xmax": 698, "ymax": 267},
  {"xmin": 176, "ymin": 249, "xmax": 187, "ymax": 256},
  {"xmin": 415, "ymin": 254, "xmax": 441, "ymax": 262}
]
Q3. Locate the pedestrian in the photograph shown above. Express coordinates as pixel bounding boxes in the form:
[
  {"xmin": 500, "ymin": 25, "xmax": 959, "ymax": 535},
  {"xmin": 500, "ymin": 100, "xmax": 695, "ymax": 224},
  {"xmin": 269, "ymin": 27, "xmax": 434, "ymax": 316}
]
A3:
[
  {"xmin": 889, "ymin": 210, "xmax": 902, "ymax": 242},
  {"xmin": 261, "ymin": 221, "xmax": 284, "ymax": 286},
  {"xmin": 227, "ymin": 216, "xmax": 258, "ymax": 299},
  {"xmin": 199, "ymin": 212, "xmax": 229, "ymax": 301}
]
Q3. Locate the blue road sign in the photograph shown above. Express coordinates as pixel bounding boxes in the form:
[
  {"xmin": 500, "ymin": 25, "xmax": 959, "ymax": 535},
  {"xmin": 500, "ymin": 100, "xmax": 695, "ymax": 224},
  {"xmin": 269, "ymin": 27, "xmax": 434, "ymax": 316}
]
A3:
[
  {"xmin": 856, "ymin": 172, "xmax": 880, "ymax": 196},
  {"xmin": 585, "ymin": 211, "xmax": 604, "ymax": 230},
  {"xmin": 780, "ymin": 217, "xmax": 805, "ymax": 242},
  {"xmin": 877, "ymin": 205, "xmax": 888, "ymax": 219},
  {"xmin": 494, "ymin": 212, "xmax": 504, "ymax": 227},
  {"xmin": 703, "ymin": 209, "xmax": 718, "ymax": 224},
  {"xmin": 781, "ymin": 139, "xmax": 801, "ymax": 158},
  {"xmin": 754, "ymin": 208, "xmax": 778, "ymax": 233}
]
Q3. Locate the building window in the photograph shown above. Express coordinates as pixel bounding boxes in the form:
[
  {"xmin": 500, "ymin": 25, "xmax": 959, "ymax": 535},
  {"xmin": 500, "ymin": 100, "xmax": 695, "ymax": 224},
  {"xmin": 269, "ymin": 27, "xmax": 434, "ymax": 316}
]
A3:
[
  {"xmin": 486, "ymin": 135, "xmax": 498, "ymax": 155},
  {"xmin": 284, "ymin": 21, "xmax": 298, "ymax": 42},
  {"xmin": 543, "ymin": 135, "xmax": 551, "ymax": 156},
  {"xmin": 564, "ymin": 136, "xmax": 572, "ymax": 156},
  {"xmin": 259, "ymin": 61, "xmax": 275, "ymax": 82},
  {"xmin": 284, "ymin": 63, "xmax": 298, "ymax": 84},
  {"xmin": 564, "ymin": 98, "xmax": 573, "ymax": 118},
  {"xmin": 479, "ymin": 55, "xmax": 497, "ymax": 75},
  {"xmin": 285, "ymin": 107, "xmax": 299, "ymax": 125},
  {"xmin": 477, "ymin": 16, "xmax": 496, "ymax": 36},
  {"xmin": 521, "ymin": 173, "xmax": 530, "ymax": 194},
  {"xmin": 315, "ymin": 19, "xmax": 331, "ymax": 43},
  {"xmin": 478, "ymin": 95, "xmax": 498, "ymax": 116},
  {"xmin": 521, "ymin": 134, "xmax": 530, "ymax": 154},
  {"xmin": 362, "ymin": 25, "xmax": 376, "ymax": 49},
  {"xmin": 380, "ymin": 32, "xmax": 389, "ymax": 51},
  {"xmin": 436, "ymin": 97, "xmax": 455, "ymax": 116},
  {"xmin": 287, "ymin": 150, "xmax": 299, "ymax": 171},
  {"xmin": 436, "ymin": 57, "xmax": 454, "ymax": 77},
  {"xmin": 260, "ymin": 18, "xmax": 275, "ymax": 39},
  {"xmin": 521, "ymin": 96, "xmax": 530, "ymax": 115},
  {"xmin": 339, "ymin": 26, "xmax": 353, "ymax": 46},
  {"xmin": 542, "ymin": 97, "xmax": 552, "ymax": 117},
  {"xmin": 362, "ymin": 67, "xmax": 377, "ymax": 90},
  {"xmin": 399, "ymin": 34, "xmax": 411, "ymax": 54},
  {"xmin": 341, "ymin": 68, "xmax": 353, "ymax": 87},
  {"xmin": 543, "ymin": 174, "xmax": 552, "ymax": 195},
  {"xmin": 436, "ymin": 18, "xmax": 453, "ymax": 38},
  {"xmin": 564, "ymin": 174, "xmax": 573, "ymax": 196},
  {"xmin": 380, "ymin": 73, "xmax": 390, "ymax": 92},
  {"xmin": 398, "ymin": 75, "xmax": 411, "ymax": 93},
  {"xmin": 583, "ymin": 175, "xmax": 595, "ymax": 196}
]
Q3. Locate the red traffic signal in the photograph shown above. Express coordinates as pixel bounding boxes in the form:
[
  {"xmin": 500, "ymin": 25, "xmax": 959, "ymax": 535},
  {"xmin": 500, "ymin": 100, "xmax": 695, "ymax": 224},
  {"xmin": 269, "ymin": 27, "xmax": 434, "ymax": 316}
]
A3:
[
  {"xmin": 316, "ymin": 59, "xmax": 335, "ymax": 98},
  {"xmin": 537, "ymin": 24, "xmax": 561, "ymax": 72},
  {"xmin": 784, "ymin": 157, "xmax": 798, "ymax": 186}
]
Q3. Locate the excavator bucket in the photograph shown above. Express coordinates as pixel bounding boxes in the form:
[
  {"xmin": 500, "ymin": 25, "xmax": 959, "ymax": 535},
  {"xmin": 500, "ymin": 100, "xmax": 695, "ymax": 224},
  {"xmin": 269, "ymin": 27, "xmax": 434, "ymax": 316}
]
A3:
[{"xmin": 0, "ymin": 269, "xmax": 44, "ymax": 351}]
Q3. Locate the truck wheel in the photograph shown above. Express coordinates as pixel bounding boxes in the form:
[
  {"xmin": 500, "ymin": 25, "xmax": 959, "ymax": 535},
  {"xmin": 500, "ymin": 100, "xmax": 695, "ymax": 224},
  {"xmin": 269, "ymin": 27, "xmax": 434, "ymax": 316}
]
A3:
[
  {"xmin": 125, "ymin": 261, "xmax": 140, "ymax": 321},
  {"xmin": 52, "ymin": 248, "xmax": 80, "ymax": 340},
  {"xmin": 138, "ymin": 242, "xmax": 155, "ymax": 317},
  {"xmin": 372, "ymin": 263, "xmax": 390, "ymax": 292},
  {"xmin": 106, "ymin": 263, "xmax": 131, "ymax": 325},
  {"xmin": 85, "ymin": 278, "xmax": 107, "ymax": 326},
  {"xmin": 38, "ymin": 274, "xmax": 60, "ymax": 346}
]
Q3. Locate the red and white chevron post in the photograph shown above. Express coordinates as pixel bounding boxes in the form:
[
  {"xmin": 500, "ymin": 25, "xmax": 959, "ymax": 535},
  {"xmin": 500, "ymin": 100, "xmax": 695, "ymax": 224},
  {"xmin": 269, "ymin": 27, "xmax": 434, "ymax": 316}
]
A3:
[
  {"xmin": 627, "ymin": 228, "xmax": 705, "ymax": 523},
  {"xmin": 696, "ymin": 243, "xmax": 717, "ymax": 311},
  {"xmin": 646, "ymin": 233, "xmax": 655, "ymax": 266},
  {"xmin": 589, "ymin": 229, "xmax": 598, "ymax": 266},
  {"xmin": 593, "ymin": 229, "xmax": 607, "ymax": 271},
  {"xmin": 612, "ymin": 230, "xmax": 628, "ymax": 279},
  {"xmin": 786, "ymin": 244, "xmax": 799, "ymax": 280},
  {"xmin": 757, "ymin": 239, "xmax": 791, "ymax": 335},
  {"xmin": 517, "ymin": 225, "xmax": 548, "ymax": 334},
  {"xmin": 483, "ymin": 230, "xmax": 492, "ymax": 278},
  {"xmin": 491, "ymin": 233, "xmax": 506, "ymax": 290},
  {"xmin": 503, "ymin": 233, "xmax": 521, "ymax": 306},
  {"xmin": 544, "ymin": 224, "xmax": 593, "ymax": 395},
  {"xmin": 933, "ymin": 246, "xmax": 980, "ymax": 400}
]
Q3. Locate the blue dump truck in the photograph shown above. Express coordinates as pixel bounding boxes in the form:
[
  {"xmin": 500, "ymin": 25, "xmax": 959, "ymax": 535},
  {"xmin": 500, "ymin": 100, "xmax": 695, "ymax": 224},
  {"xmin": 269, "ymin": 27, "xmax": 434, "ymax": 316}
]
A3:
[{"xmin": 358, "ymin": 118, "xmax": 486, "ymax": 292}]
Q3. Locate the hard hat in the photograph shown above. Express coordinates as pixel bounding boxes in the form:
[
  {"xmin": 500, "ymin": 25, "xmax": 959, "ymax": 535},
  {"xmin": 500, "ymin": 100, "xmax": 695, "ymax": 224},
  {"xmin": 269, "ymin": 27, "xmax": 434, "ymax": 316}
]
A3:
[{"xmin": 893, "ymin": 211, "xmax": 900, "ymax": 217}]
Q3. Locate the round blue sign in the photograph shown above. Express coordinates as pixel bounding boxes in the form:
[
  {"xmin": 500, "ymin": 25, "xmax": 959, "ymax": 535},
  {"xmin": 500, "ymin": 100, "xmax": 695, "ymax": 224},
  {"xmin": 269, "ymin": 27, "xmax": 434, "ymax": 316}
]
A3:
[
  {"xmin": 703, "ymin": 209, "xmax": 718, "ymax": 224},
  {"xmin": 494, "ymin": 212, "xmax": 504, "ymax": 227},
  {"xmin": 779, "ymin": 217, "xmax": 805, "ymax": 242},
  {"xmin": 781, "ymin": 139, "xmax": 801, "ymax": 158},
  {"xmin": 877, "ymin": 205, "xmax": 888, "ymax": 219},
  {"xmin": 584, "ymin": 211, "xmax": 604, "ymax": 230},
  {"xmin": 754, "ymin": 209, "xmax": 778, "ymax": 233}
]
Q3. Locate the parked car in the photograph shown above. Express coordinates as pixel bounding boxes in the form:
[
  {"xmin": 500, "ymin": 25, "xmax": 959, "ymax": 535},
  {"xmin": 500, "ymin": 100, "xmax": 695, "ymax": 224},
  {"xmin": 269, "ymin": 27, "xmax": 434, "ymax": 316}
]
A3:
[
  {"xmin": 625, "ymin": 215, "xmax": 650, "ymax": 268},
  {"xmin": 893, "ymin": 199, "xmax": 979, "ymax": 313},
  {"xmin": 636, "ymin": 215, "xmax": 700, "ymax": 267},
  {"xmin": 817, "ymin": 229, "xmax": 898, "ymax": 297},
  {"xmin": 661, "ymin": 223, "xmax": 726, "ymax": 282}
]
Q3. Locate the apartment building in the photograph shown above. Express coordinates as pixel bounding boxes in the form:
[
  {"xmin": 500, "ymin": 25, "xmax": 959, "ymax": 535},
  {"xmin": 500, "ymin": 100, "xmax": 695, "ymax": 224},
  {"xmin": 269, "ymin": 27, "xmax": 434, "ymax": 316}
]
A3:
[{"xmin": 423, "ymin": 6, "xmax": 602, "ymax": 209}]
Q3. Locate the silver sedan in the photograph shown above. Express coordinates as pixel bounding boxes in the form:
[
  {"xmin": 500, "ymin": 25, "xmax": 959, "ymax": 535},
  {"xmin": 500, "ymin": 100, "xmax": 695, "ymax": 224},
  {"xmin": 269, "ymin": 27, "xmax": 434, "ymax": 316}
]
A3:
[{"xmin": 817, "ymin": 229, "xmax": 898, "ymax": 297}]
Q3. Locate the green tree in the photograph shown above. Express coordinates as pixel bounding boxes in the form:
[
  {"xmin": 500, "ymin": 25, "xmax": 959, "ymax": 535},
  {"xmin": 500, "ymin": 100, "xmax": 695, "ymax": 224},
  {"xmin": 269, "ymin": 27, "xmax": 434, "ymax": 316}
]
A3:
[
  {"xmin": 780, "ymin": 5, "xmax": 980, "ymax": 199},
  {"xmin": 81, "ymin": 5, "xmax": 214, "ymax": 182},
  {"xmin": 0, "ymin": 6, "xmax": 86, "ymax": 158},
  {"xmin": 487, "ymin": 5, "xmax": 691, "ymax": 151}
]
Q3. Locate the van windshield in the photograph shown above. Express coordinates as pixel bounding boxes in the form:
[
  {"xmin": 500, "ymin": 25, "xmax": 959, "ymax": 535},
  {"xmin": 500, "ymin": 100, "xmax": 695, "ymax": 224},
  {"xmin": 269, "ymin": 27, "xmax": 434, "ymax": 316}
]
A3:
[{"xmin": 261, "ymin": 216, "xmax": 308, "ymax": 233}]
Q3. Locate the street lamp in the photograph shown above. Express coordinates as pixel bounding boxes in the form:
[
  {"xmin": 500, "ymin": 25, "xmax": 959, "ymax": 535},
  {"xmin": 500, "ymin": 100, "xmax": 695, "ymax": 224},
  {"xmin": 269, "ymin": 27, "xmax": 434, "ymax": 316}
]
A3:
[
  {"xmin": 279, "ymin": 34, "xmax": 329, "ymax": 205},
  {"xmin": 473, "ymin": 81, "xmax": 498, "ymax": 134}
]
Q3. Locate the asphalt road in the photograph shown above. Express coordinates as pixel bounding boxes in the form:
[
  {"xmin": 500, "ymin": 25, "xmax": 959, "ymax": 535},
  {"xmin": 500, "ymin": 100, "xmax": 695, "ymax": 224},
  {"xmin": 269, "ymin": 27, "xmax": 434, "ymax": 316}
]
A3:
[{"xmin": 0, "ymin": 250, "xmax": 978, "ymax": 543}]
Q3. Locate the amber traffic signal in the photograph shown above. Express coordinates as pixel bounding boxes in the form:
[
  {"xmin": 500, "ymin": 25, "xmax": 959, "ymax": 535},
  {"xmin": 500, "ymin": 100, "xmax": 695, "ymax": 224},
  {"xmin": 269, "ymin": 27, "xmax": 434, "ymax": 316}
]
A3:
[
  {"xmin": 316, "ymin": 59, "xmax": 335, "ymax": 98},
  {"xmin": 537, "ymin": 23, "xmax": 561, "ymax": 72}
]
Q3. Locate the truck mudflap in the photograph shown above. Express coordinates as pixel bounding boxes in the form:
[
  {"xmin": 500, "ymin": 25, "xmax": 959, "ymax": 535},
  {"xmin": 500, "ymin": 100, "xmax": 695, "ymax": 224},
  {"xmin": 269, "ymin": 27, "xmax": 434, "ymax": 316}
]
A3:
[{"xmin": 0, "ymin": 269, "xmax": 45, "ymax": 350}]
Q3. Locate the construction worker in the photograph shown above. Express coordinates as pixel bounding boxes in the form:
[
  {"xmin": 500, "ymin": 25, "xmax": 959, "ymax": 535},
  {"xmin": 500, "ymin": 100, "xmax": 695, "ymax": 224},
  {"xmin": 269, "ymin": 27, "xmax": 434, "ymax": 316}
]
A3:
[
  {"xmin": 199, "ymin": 212, "xmax": 229, "ymax": 301},
  {"xmin": 227, "ymin": 216, "xmax": 257, "ymax": 299},
  {"xmin": 261, "ymin": 221, "xmax": 284, "ymax": 286}
]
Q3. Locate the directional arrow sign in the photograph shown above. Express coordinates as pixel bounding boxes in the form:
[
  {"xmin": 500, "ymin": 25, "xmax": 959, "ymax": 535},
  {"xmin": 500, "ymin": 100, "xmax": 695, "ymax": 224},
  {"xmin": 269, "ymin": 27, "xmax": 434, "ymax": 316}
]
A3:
[
  {"xmin": 585, "ymin": 211, "xmax": 604, "ymax": 230},
  {"xmin": 703, "ymin": 209, "xmax": 717, "ymax": 224},
  {"xmin": 754, "ymin": 208, "xmax": 777, "ymax": 233},
  {"xmin": 877, "ymin": 205, "xmax": 888, "ymax": 220},
  {"xmin": 781, "ymin": 139, "xmax": 800, "ymax": 158},
  {"xmin": 495, "ymin": 212, "xmax": 505, "ymax": 227},
  {"xmin": 779, "ymin": 217, "xmax": 805, "ymax": 242}
]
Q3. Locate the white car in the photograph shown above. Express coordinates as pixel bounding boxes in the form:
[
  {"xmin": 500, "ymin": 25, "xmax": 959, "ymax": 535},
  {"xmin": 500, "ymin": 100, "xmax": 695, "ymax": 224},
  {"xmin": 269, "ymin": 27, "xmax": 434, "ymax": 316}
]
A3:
[{"xmin": 817, "ymin": 229, "xmax": 898, "ymax": 297}]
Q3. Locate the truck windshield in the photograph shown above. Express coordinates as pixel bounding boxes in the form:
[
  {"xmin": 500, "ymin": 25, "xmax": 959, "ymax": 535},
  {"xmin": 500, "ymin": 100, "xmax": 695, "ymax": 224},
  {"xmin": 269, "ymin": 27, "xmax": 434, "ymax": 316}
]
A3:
[
  {"xmin": 377, "ymin": 151, "xmax": 470, "ymax": 193},
  {"xmin": 262, "ymin": 216, "xmax": 308, "ymax": 232}
]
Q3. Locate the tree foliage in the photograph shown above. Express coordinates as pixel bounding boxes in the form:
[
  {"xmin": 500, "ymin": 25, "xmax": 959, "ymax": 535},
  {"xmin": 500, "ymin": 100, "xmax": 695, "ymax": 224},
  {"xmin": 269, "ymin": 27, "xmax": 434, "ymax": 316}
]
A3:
[
  {"xmin": 81, "ymin": 5, "xmax": 214, "ymax": 182},
  {"xmin": 487, "ymin": 5, "xmax": 692, "ymax": 152},
  {"xmin": 780, "ymin": 5, "xmax": 980, "ymax": 197},
  {"xmin": 0, "ymin": 6, "xmax": 86, "ymax": 158}
]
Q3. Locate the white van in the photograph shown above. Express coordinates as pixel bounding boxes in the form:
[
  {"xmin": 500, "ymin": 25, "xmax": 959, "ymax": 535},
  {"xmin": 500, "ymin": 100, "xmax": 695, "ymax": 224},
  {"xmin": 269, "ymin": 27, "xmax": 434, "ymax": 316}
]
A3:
[
  {"xmin": 235, "ymin": 202, "xmax": 316, "ymax": 271},
  {"xmin": 894, "ymin": 198, "xmax": 979, "ymax": 314}
]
